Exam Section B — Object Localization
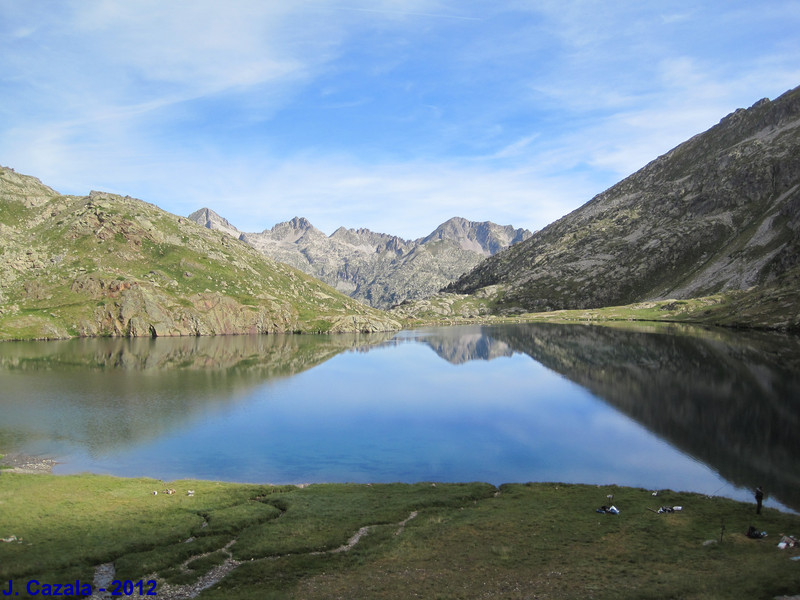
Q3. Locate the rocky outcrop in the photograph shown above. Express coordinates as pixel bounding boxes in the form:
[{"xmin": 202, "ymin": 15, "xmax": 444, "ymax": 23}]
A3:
[
  {"xmin": 188, "ymin": 212, "xmax": 531, "ymax": 309},
  {"xmin": 0, "ymin": 166, "xmax": 60, "ymax": 208},
  {"xmin": 73, "ymin": 284, "xmax": 299, "ymax": 338},
  {"xmin": 0, "ymin": 170, "xmax": 401, "ymax": 340},
  {"xmin": 445, "ymin": 85, "xmax": 800, "ymax": 324}
]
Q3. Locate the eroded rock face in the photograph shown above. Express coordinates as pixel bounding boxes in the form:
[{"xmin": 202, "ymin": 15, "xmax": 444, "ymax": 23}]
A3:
[
  {"xmin": 188, "ymin": 212, "xmax": 532, "ymax": 309},
  {"xmin": 446, "ymin": 85, "xmax": 800, "ymax": 317},
  {"xmin": 75, "ymin": 286, "xmax": 299, "ymax": 338}
]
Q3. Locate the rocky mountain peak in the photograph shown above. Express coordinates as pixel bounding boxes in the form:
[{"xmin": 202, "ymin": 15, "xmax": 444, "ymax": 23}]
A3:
[
  {"xmin": 187, "ymin": 208, "xmax": 241, "ymax": 238},
  {"xmin": 261, "ymin": 216, "xmax": 325, "ymax": 243},
  {"xmin": 287, "ymin": 216, "xmax": 314, "ymax": 230},
  {"xmin": 422, "ymin": 217, "xmax": 532, "ymax": 256},
  {"xmin": 329, "ymin": 225, "xmax": 409, "ymax": 249}
]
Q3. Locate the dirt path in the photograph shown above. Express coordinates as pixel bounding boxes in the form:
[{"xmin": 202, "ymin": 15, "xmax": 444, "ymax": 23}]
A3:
[{"xmin": 101, "ymin": 511, "xmax": 420, "ymax": 599}]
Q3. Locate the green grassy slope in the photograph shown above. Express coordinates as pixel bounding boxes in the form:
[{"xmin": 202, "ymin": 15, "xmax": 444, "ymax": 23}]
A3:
[{"xmin": 0, "ymin": 167, "xmax": 400, "ymax": 340}]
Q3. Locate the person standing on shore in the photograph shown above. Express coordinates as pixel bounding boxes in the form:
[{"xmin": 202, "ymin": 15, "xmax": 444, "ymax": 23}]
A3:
[{"xmin": 755, "ymin": 486, "xmax": 764, "ymax": 514}]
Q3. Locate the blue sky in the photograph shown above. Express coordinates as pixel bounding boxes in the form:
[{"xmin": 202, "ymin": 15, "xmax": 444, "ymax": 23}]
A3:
[{"xmin": 1, "ymin": 1, "xmax": 799, "ymax": 239}]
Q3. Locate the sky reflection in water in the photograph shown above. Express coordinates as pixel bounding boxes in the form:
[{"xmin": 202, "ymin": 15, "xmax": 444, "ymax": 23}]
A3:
[{"xmin": 0, "ymin": 325, "xmax": 797, "ymax": 512}]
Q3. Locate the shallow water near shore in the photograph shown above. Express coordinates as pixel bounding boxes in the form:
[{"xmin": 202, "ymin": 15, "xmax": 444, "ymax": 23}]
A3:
[{"xmin": 1, "ymin": 323, "xmax": 798, "ymax": 512}]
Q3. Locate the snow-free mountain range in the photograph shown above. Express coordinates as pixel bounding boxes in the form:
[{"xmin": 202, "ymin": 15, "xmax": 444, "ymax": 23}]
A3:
[
  {"xmin": 1, "ymin": 84, "xmax": 799, "ymax": 339},
  {"xmin": 430, "ymin": 84, "xmax": 800, "ymax": 330},
  {"xmin": 187, "ymin": 210, "xmax": 531, "ymax": 309}
]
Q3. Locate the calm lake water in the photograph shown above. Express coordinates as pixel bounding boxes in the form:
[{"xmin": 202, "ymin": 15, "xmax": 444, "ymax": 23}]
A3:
[{"xmin": 1, "ymin": 323, "xmax": 798, "ymax": 512}]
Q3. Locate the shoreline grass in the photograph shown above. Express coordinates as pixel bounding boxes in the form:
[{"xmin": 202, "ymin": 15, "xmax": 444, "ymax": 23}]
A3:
[
  {"xmin": 1, "ymin": 472, "xmax": 798, "ymax": 599},
  {"xmin": 391, "ymin": 289, "xmax": 800, "ymax": 334}
]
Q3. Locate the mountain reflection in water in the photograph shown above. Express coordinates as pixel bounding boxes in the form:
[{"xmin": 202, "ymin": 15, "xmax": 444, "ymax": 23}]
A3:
[
  {"xmin": 0, "ymin": 333, "xmax": 391, "ymax": 456},
  {"xmin": 1, "ymin": 324, "xmax": 798, "ymax": 512},
  {"xmin": 409, "ymin": 323, "xmax": 800, "ymax": 512}
]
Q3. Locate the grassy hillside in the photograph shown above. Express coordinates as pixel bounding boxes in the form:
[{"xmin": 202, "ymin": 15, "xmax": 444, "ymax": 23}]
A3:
[
  {"xmin": 1, "ymin": 473, "xmax": 798, "ymax": 599},
  {"xmin": 0, "ymin": 167, "xmax": 400, "ymax": 340}
]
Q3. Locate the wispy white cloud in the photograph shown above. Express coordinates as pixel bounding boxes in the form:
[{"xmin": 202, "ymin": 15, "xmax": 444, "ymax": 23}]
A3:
[
  {"xmin": 329, "ymin": 3, "xmax": 482, "ymax": 21},
  {"xmin": 488, "ymin": 134, "xmax": 541, "ymax": 160},
  {"xmin": 1, "ymin": 1, "xmax": 799, "ymax": 239},
  {"xmin": 182, "ymin": 156, "xmax": 584, "ymax": 238},
  {"xmin": 658, "ymin": 11, "xmax": 695, "ymax": 25}
]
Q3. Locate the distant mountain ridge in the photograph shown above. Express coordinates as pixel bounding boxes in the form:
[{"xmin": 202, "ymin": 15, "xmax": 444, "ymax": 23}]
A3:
[
  {"xmin": 443, "ymin": 84, "xmax": 800, "ymax": 328},
  {"xmin": 188, "ymin": 210, "xmax": 532, "ymax": 309}
]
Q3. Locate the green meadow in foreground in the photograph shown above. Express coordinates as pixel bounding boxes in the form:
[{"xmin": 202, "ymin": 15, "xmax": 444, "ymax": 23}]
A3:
[{"xmin": 1, "ymin": 473, "xmax": 799, "ymax": 599}]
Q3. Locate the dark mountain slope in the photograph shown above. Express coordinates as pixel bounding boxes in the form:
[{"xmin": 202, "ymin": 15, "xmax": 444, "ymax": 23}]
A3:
[{"xmin": 445, "ymin": 86, "xmax": 800, "ymax": 318}]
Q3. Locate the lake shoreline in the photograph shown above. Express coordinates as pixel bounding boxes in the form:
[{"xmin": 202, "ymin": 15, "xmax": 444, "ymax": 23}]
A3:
[
  {"xmin": 3, "ymin": 448, "xmax": 796, "ymax": 515},
  {"xmin": 0, "ymin": 451, "xmax": 56, "ymax": 474}
]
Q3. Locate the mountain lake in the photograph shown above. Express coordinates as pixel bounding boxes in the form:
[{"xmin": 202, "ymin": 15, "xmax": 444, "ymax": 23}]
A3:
[{"xmin": 1, "ymin": 323, "xmax": 798, "ymax": 513}]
